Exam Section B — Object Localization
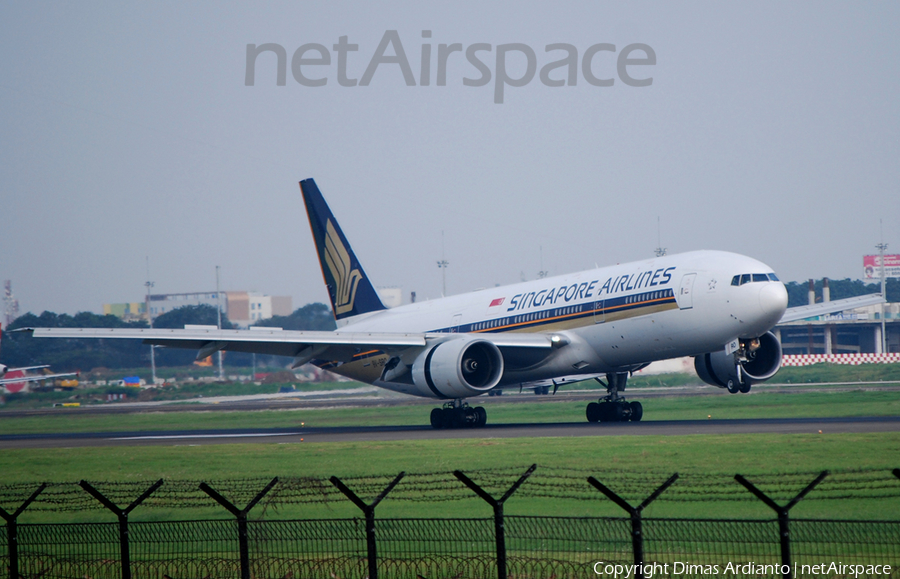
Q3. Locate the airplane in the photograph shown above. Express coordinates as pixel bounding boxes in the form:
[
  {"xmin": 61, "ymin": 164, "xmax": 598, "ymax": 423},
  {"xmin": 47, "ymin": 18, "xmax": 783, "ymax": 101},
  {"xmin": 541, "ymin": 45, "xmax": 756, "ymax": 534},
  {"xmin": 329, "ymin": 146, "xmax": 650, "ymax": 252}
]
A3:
[
  {"xmin": 0, "ymin": 323, "xmax": 78, "ymax": 389},
  {"xmin": 18, "ymin": 179, "xmax": 884, "ymax": 427}
]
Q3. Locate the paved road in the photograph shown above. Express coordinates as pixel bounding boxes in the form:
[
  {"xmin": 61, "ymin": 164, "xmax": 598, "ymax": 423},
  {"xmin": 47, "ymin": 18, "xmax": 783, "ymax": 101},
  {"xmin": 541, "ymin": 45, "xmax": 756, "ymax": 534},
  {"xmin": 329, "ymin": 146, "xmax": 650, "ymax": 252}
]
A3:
[{"xmin": 2, "ymin": 416, "xmax": 898, "ymax": 449}]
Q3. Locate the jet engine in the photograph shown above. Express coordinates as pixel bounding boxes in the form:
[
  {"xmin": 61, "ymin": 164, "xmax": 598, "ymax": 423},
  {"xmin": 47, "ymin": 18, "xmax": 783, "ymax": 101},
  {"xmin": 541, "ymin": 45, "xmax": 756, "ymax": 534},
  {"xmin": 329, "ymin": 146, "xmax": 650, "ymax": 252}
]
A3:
[
  {"xmin": 411, "ymin": 337, "xmax": 504, "ymax": 399},
  {"xmin": 694, "ymin": 331, "xmax": 782, "ymax": 393}
]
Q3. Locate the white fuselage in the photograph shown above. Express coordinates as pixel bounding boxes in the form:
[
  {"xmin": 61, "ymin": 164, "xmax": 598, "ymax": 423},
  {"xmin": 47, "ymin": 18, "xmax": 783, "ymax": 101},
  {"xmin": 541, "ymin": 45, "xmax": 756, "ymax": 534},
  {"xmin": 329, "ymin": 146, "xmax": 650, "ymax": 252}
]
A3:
[{"xmin": 329, "ymin": 250, "xmax": 788, "ymax": 397}]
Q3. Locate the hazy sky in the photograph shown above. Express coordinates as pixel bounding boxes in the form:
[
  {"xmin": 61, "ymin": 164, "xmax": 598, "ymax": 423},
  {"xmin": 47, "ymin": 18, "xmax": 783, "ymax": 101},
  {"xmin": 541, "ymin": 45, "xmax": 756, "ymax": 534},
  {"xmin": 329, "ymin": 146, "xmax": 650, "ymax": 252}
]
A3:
[{"xmin": 2, "ymin": 2, "xmax": 898, "ymax": 317}]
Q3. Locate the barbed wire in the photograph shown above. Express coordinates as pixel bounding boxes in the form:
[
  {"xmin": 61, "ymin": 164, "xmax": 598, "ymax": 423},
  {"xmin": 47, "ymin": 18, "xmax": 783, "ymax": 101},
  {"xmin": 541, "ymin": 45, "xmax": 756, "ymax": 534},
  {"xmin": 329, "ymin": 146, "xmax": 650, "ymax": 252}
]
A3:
[{"xmin": 1, "ymin": 466, "xmax": 898, "ymax": 512}]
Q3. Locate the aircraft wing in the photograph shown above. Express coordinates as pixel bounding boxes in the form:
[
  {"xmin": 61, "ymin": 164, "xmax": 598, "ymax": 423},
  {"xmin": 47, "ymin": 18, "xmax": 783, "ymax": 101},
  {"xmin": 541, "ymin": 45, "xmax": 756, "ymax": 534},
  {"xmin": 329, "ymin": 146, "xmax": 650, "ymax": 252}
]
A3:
[
  {"xmin": 779, "ymin": 293, "xmax": 885, "ymax": 324},
  {"xmin": 19, "ymin": 327, "xmax": 554, "ymax": 367},
  {"xmin": 0, "ymin": 372, "xmax": 77, "ymax": 386}
]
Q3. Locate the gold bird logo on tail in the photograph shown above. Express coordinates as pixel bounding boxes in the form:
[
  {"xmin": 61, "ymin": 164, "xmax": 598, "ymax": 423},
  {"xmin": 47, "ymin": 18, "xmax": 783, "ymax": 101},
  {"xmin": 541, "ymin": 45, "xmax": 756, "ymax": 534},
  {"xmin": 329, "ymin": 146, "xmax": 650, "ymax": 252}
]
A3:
[{"xmin": 325, "ymin": 219, "xmax": 363, "ymax": 315}]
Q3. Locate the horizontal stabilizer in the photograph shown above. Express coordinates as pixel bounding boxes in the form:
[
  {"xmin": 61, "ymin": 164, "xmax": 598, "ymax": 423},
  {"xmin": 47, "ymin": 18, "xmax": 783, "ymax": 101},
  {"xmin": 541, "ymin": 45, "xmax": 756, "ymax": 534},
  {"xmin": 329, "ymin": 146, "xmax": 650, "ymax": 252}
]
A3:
[{"xmin": 0, "ymin": 371, "xmax": 77, "ymax": 386}]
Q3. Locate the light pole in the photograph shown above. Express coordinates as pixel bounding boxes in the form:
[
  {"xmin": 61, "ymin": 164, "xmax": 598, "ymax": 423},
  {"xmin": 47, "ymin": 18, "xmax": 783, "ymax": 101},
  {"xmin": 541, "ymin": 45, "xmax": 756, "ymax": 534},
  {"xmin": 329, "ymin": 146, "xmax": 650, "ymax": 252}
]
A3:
[
  {"xmin": 654, "ymin": 217, "xmax": 667, "ymax": 257},
  {"xmin": 216, "ymin": 265, "xmax": 224, "ymax": 380},
  {"xmin": 145, "ymin": 258, "xmax": 156, "ymax": 386},
  {"xmin": 537, "ymin": 246, "xmax": 548, "ymax": 279},
  {"xmin": 876, "ymin": 240, "xmax": 888, "ymax": 354},
  {"xmin": 437, "ymin": 231, "xmax": 449, "ymax": 297}
]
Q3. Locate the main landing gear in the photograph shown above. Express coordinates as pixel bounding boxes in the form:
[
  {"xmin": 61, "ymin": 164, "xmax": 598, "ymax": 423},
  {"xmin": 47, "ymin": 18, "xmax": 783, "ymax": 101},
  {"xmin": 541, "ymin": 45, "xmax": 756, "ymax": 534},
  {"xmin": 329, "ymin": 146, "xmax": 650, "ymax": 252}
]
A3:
[
  {"xmin": 430, "ymin": 400, "xmax": 487, "ymax": 429},
  {"xmin": 726, "ymin": 379, "xmax": 752, "ymax": 394},
  {"xmin": 586, "ymin": 372, "xmax": 643, "ymax": 423}
]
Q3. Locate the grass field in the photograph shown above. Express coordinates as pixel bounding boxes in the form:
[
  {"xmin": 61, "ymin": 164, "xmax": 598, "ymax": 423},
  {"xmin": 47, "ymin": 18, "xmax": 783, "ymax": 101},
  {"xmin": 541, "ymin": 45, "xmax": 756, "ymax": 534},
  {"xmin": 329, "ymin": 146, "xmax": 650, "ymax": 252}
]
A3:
[
  {"xmin": 2, "ymin": 366, "xmax": 899, "ymax": 524},
  {"xmin": 2, "ymin": 431, "xmax": 899, "ymax": 523}
]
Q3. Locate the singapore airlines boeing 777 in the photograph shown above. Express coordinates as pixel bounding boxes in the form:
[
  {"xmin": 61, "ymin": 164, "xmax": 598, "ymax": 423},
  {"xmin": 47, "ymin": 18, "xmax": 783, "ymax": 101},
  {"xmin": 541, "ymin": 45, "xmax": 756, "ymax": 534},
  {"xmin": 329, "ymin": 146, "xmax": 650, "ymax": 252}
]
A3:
[{"xmin": 21, "ymin": 179, "xmax": 884, "ymax": 427}]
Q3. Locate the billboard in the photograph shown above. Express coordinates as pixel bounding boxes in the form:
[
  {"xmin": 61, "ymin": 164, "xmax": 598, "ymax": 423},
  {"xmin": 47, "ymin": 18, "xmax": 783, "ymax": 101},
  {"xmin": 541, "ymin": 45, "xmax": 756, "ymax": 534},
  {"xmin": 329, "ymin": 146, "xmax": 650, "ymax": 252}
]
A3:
[{"xmin": 864, "ymin": 254, "xmax": 900, "ymax": 279}]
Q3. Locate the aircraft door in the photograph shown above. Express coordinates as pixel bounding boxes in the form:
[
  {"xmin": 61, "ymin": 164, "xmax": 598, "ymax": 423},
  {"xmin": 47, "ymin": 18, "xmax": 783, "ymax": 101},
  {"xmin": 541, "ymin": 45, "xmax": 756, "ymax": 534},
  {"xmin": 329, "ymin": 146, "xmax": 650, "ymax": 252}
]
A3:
[
  {"xmin": 678, "ymin": 274, "xmax": 696, "ymax": 310},
  {"xmin": 450, "ymin": 314, "xmax": 462, "ymax": 332},
  {"xmin": 593, "ymin": 299, "xmax": 605, "ymax": 323}
]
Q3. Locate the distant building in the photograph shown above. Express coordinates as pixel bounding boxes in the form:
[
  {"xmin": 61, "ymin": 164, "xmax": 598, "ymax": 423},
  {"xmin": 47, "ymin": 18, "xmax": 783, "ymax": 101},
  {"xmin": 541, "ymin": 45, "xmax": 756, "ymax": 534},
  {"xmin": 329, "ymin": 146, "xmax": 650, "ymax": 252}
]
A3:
[
  {"xmin": 103, "ymin": 302, "xmax": 146, "ymax": 322},
  {"xmin": 104, "ymin": 291, "xmax": 292, "ymax": 328},
  {"xmin": 377, "ymin": 287, "xmax": 403, "ymax": 308},
  {"xmin": 224, "ymin": 292, "xmax": 293, "ymax": 327},
  {"xmin": 145, "ymin": 291, "xmax": 222, "ymax": 320},
  {"xmin": 776, "ymin": 302, "xmax": 899, "ymax": 355}
]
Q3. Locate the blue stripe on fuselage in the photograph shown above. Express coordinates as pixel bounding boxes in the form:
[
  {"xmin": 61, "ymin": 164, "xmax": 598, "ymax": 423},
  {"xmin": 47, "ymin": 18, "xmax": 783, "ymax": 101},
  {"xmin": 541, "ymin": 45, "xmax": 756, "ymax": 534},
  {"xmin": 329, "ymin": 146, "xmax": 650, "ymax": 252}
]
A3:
[{"xmin": 431, "ymin": 288, "xmax": 677, "ymax": 334}]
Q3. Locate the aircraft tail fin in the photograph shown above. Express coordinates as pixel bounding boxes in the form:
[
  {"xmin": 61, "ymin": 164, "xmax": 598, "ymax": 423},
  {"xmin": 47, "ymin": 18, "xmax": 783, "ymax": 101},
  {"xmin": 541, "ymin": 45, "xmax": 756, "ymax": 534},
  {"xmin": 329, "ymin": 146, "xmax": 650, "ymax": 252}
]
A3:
[{"xmin": 300, "ymin": 179, "xmax": 386, "ymax": 323}]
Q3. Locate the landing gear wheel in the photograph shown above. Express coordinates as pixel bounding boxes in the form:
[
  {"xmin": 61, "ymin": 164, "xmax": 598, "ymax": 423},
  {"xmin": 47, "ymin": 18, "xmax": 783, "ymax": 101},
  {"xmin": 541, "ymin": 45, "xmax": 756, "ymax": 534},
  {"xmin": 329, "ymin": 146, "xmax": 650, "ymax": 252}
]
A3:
[
  {"xmin": 446, "ymin": 408, "xmax": 463, "ymax": 429},
  {"xmin": 600, "ymin": 401, "xmax": 617, "ymax": 422},
  {"xmin": 430, "ymin": 402, "xmax": 488, "ymax": 429},
  {"xmin": 739, "ymin": 382, "xmax": 751, "ymax": 393},
  {"xmin": 430, "ymin": 408, "xmax": 444, "ymax": 429},
  {"xmin": 475, "ymin": 406, "xmax": 487, "ymax": 427},
  {"xmin": 588, "ymin": 371, "xmax": 643, "ymax": 423},
  {"xmin": 726, "ymin": 380, "xmax": 740, "ymax": 394},
  {"xmin": 629, "ymin": 401, "xmax": 643, "ymax": 422}
]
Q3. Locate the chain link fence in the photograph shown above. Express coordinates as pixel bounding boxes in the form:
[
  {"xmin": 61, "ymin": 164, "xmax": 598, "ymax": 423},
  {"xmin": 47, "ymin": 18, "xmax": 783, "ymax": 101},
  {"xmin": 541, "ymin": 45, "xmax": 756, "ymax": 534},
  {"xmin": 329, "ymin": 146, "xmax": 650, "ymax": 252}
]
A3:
[
  {"xmin": 1, "ymin": 467, "xmax": 899, "ymax": 579},
  {"xmin": 2, "ymin": 517, "xmax": 898, "ymax": 579}
]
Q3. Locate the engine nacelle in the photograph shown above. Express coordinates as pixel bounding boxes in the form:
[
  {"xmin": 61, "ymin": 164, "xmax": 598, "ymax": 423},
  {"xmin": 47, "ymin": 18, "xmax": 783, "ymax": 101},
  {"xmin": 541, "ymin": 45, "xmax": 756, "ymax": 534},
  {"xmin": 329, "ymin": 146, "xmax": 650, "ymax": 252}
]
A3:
[
  {"xmin": 694, "ymin": 331, "xmax": 782, "ymax": 390},
  {"xmin": 411, "ymin": 337, "xmax": 504, "ymax": 399}
]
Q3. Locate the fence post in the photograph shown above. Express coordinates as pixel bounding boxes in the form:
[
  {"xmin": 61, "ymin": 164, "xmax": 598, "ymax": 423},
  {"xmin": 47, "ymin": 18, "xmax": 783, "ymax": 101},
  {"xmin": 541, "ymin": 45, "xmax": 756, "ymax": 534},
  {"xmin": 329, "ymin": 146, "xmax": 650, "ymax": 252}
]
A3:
[
  {"xmin": 453, "ymin": 464, "xmax": 536, "ymax": 579},
  {"xmin": 0, "ymin": 483, "xmax": 46, "ymax": 579},
  {"xmin": 329, "ymin": 472, "xmax": 405, "ymax": 579},
  {"xmin": 199, "ymin": 477, "xmax": 279, "ymax": 579},
  {"xmin": 79, "ymin": 479, "xmax": 163, "ymax": 579},
  {"xmin": 587, "ymin": 473, "xmax": 678, "ymax": 579},
  {"xmin": 734, "ymin": 471, "xmax": 828, "ymax": 579}
]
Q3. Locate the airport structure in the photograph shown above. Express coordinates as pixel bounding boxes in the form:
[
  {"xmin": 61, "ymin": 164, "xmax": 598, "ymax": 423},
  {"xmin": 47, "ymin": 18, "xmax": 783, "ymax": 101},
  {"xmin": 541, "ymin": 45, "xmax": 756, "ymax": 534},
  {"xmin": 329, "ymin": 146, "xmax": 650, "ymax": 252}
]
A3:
[
  {"xmin": 103, "ymin": 291, "xmax": 292, "ymax": 328},
  {"xmin": 376, "ymin": 287, "xmax": 403, "ymax": 308},
  {"xmin": 103, "ymin": 288, "xmax": 404, "ymax": 328},
  {"xmin": 775, "ymin": 279, "xmax": 899, "ymax": 355}
]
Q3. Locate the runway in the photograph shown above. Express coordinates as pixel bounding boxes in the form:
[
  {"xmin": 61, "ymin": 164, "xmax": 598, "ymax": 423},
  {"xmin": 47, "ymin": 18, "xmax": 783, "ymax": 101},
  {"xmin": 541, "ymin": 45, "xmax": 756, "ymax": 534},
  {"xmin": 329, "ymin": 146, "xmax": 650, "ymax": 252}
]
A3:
[
  {"xmin": 2, "ymin": 415, "xmax": 898, "ymax": 449},
  {"xmin": 4, "ymin": 381, "xmax": 899, "ymax": 418}
]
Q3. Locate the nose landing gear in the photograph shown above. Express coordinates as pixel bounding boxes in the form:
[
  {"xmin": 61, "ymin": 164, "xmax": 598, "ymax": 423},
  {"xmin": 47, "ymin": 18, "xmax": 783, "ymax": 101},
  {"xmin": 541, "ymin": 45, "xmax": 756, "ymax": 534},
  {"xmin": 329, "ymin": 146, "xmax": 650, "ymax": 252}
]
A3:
[
  {"xmin": 586, "ymin": 372, "xmax": 643, "ymax": 423},
  {"xmin": 430, "ymin": 400, "xmax": 487, "ymax": 429}
]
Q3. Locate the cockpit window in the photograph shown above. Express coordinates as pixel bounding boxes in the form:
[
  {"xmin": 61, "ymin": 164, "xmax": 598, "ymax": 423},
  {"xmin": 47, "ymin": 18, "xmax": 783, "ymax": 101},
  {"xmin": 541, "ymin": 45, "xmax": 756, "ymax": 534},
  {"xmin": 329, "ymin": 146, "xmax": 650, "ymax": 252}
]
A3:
[{"xmin": 732, "ymin": 272, "xmax": 780, "ymax": 286}]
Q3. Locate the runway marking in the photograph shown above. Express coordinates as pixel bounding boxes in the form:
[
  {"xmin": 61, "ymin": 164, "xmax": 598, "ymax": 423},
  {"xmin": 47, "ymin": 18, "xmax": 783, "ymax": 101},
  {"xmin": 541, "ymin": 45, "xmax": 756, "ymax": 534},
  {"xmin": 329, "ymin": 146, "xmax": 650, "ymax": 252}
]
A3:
[{"xmin": 110, "ymin": 432, "xmax": 304, "ymax": 441}]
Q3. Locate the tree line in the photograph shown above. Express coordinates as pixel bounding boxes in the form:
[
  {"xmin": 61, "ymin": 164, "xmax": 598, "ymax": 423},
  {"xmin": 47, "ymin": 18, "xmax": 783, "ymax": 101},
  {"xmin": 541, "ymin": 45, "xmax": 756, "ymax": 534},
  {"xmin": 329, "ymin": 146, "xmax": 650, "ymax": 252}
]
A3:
[{"xmin": 2, "ymin": 278, "xmax": 896, "ymax": 372}]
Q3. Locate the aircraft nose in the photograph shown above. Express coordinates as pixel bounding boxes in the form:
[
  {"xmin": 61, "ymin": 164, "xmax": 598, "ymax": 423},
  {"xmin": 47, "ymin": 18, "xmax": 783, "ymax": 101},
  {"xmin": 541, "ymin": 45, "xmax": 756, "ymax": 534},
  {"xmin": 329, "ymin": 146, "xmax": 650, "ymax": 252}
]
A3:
[{"xmin": 759, "ymin": 282, "xmax": 788, "ymax": 324}]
